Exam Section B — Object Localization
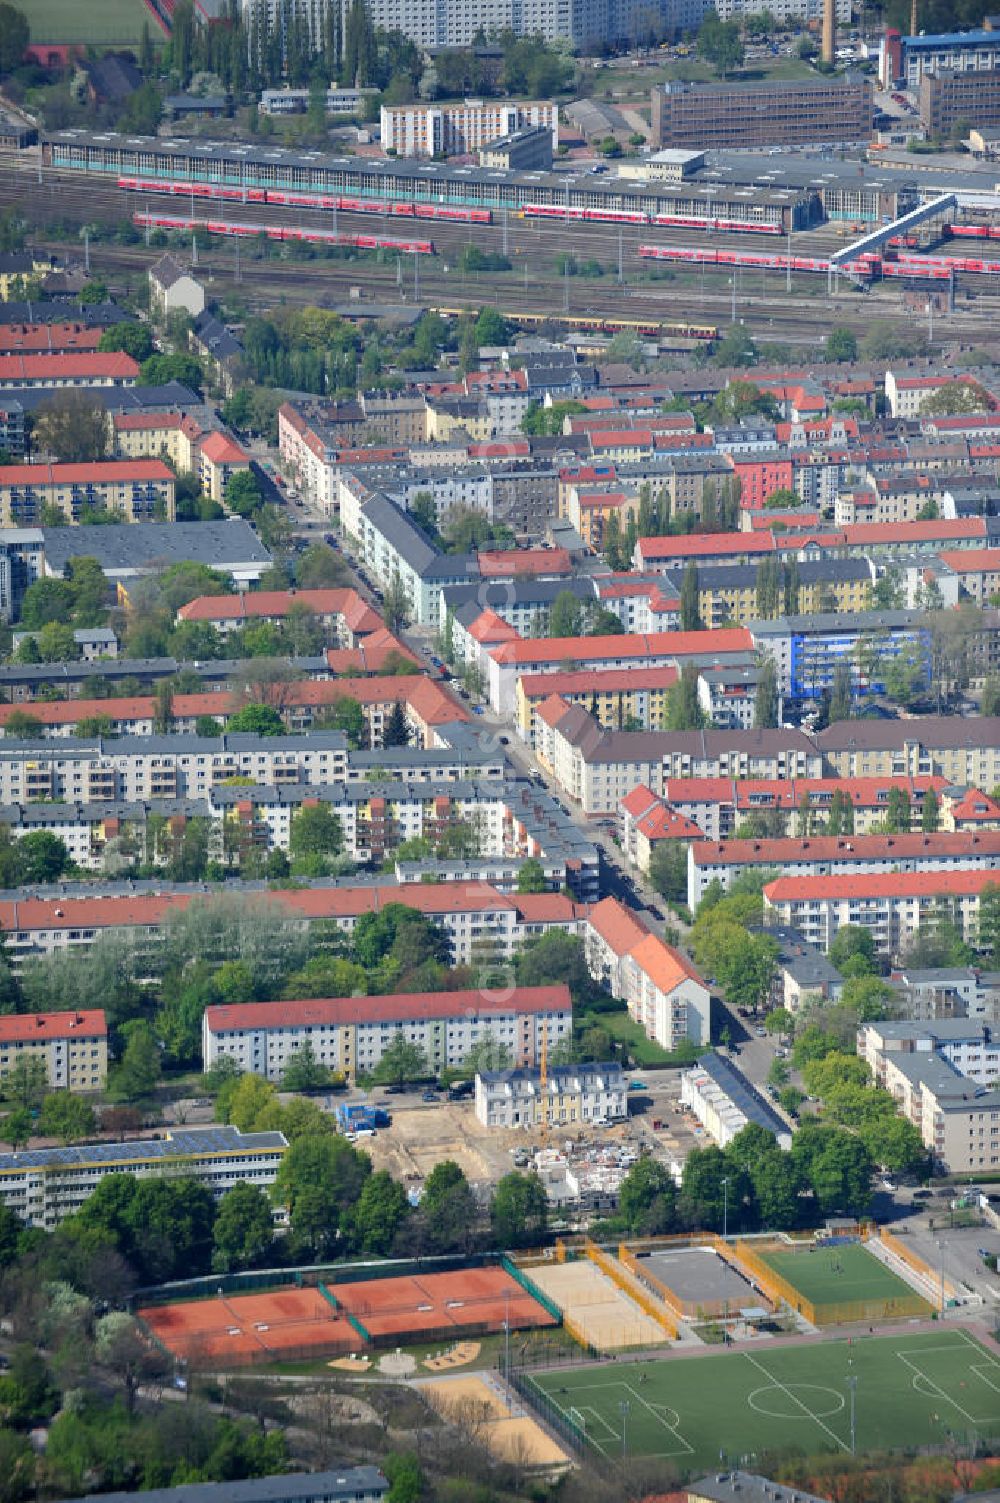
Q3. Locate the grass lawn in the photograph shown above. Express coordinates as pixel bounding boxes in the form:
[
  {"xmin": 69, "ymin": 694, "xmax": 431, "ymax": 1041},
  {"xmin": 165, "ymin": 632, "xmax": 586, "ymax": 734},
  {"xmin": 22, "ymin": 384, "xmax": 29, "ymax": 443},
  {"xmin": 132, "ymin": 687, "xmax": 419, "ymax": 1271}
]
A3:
[
  {"xmin": 759, "ymin": 1244, "xmax": 924, "ymax": 1309},
  {"xmin": 525, "ymin": 1328, "xmax": 1000, "ymax": 1468},
  {"xmin": 15, "ymin": 0, "xmax": 152, "ymax": 45},
  {"xmin": 597, "ymin": 1011, "xmax": 681, "ymax": 1066}
]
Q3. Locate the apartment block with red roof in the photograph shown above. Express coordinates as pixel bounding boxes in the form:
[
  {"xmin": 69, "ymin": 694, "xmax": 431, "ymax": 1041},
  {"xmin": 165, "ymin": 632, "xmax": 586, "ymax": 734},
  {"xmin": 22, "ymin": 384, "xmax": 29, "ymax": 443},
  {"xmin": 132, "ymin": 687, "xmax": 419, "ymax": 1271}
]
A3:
[
  {"xmin": 0, "ymin": 882, "xmax": 584, "ymax": 970},
  {"xmin": 584, "ymin": 896, "xmax": 710, "ymax": 1050},
  {"xmin": 515, "ymin": 663, "xmax": 679, "ymax": 743},
  {"xmin": 690, "ymin": 829, "xmax": 1000, "ymax": 909},
  {"xmin": 0, "ymin": 1009, "xmax": 107, "ymax": 1093},
  {"xmin": 0, "ymin": 323, "xmax": 103, "ymax": 356},
  {"xmin": 178, "ymin": 587, "xmax": 382, "ymax": 642},
  {"xmin": 0, "ymin": 460, "xmax": 175, "ymax": 526},
  {"xmin": 198, "ymin": 429, "xmax": 251, "ymax": 502},
  {"xmin": 659, "ymin": 774, "xmax": 951, "ymax": 842},
  {"xmin": 203, "ymin": 983, "xmax": 572, "ymax": 1082},
  {"xmin": 763, "ymin": 867, "xmax": 1000, "ymax": 956},
  {"xmin": 937, "ymin": 548, "xmax": 1000, "ymax": 605},
  {"xmin": 619, "ymin": 785, "xmax": 702, "ymax": 875},
  {"xmin": 0, "ymin": 352, "xmax": 138, "ymax": 389},
  {"xmin": 0, "ymin": 671, "xmax": 462, "ymax": 749},
  {"xmin": 487, "ymin": 626, "xmax": 753, "ymax": 717}
]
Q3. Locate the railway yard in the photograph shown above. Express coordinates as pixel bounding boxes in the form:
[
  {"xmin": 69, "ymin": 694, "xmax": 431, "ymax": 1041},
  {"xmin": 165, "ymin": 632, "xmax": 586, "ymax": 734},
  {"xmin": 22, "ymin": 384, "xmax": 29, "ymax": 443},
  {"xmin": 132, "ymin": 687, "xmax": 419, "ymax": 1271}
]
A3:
[{"xmin": 7, "ymin": 136, "xmax": 1000, "ymax": 345}]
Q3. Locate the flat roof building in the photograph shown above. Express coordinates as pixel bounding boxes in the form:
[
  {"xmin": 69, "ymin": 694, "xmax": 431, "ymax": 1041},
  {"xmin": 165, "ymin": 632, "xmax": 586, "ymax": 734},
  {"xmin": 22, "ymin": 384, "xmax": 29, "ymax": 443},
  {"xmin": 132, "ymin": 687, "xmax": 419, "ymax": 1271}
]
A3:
[
  {"xmin": 682, "ymin": 1053, "xmax": 792, "ymax": 1149},
  {"xmin": 0, "ymin": 1125, "xmax": 287, "ymax": 1229},
  {"xmin": 55, "ymin": 1471, "xmax": 388, "ymax": 1503},
  {"xmin": 651, "ymin": 76, "xmax": 873, "ymax": 151}
]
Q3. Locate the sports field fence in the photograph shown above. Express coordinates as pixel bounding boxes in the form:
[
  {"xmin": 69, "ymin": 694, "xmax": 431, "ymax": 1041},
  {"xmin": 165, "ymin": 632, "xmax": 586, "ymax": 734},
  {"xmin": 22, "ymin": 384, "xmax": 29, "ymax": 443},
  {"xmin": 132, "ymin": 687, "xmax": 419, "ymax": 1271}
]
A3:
[{"xmin": 734, "ymin": 1240, "xmax": 931, "ymax": 1326}]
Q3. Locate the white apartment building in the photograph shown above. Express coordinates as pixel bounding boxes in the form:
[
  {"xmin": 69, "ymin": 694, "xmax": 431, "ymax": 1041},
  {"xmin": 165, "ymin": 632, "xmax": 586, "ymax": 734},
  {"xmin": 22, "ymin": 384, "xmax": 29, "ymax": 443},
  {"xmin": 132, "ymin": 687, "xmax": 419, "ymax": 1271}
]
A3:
[
  {"xmin": 584, "ymin": 895, "xmax": 711, "ymax": 1051},
  {"xmin": 380, "ymin": 101, "xmax": 558, "ymax": 158},
  {"xmin": 0, "ymin": 882, "xmax": 584, "ymax": 971},
  {"xmin": 203, "ymin": 983, "xmax": 572, "ymax": 1083},
  {"xmin": 0, "ymin": 731, "xmax": 349, "ymax": 805},
  {"xmin": 713, "ymin": 0, "xmax": 848, "ymax": 21},
  {"xmin": 0, "ymin": 1126, "xmax": 287, "ymax": 1230},
  {"xmin": 763, "ymin": 869, "xmax": 997, "ymax": 958},
  {"xmin": 870, "ymin": 1050, "xmax": 1000, "ymax": 1175},
  {"xmin": 260, "ymin": 87, "xmax": 378, "ymax": 115},
  {"xmin": 860, "ymin": 1019, "xmax": 1000, "ymax": 1089},
  {"xmin": 475, "ymin": 1062, "xmax": 626, "ymax": 1130},
  {"xmin": 688, "ymin": 830, "xmax": 1000, "ymax": 912},
  {"xmin": 0, "ymin": 1009, "xmax": 107, "ymax": 1093}
]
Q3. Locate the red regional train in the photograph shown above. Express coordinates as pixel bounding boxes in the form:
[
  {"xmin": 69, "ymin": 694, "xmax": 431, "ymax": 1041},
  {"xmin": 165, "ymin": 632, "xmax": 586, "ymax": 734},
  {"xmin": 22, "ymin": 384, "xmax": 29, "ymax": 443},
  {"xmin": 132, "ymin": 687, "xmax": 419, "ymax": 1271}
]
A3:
[
  {"xmin": 119, "ymin": 176, "xmax": 490, "ymax": 224},
  {"xmin": 133, "ymin": 210, "xmax": 433, "ymax": 254}
]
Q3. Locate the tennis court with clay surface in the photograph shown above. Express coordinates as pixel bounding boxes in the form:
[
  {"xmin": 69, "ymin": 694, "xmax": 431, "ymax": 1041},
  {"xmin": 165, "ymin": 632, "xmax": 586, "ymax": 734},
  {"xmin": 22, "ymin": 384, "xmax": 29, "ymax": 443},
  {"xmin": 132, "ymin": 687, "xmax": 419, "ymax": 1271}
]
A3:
[
  {"xmin": 140, "ymin": 1286, "xmax": 361, "ymax": 1365},
  {"xmin": 333, "ymin": 1267, "xmax": 556, "ymax": 1339}
]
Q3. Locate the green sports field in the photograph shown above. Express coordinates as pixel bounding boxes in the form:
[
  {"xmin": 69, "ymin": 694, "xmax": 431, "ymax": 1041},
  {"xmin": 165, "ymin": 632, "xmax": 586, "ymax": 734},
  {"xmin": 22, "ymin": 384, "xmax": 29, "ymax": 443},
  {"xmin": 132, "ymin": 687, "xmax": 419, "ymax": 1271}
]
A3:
[
  {"xmin": 14, "ymin": 0, "xmax": 153, "ymax": 46},
  {"xmin": 525, "ymin": 1330, "xmax": 1000, "ymax": 1469},
  {"xmin": 759, "ymin": 1242, "xmax": 924, "ymax": 1309}
]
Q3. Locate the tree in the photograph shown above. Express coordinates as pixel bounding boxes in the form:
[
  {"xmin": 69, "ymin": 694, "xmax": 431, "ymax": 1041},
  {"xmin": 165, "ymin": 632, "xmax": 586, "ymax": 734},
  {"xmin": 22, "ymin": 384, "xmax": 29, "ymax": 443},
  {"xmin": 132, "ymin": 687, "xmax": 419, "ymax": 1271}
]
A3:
[
  {"xmin": 0, "ymin": 3, "xmax": 28, "ymax": 74},
  {"xmin": 515, "ymin": 930, "xmax": 595, "ymax": 1001},
  {"xmin": 98, "ymin": 323, "xmax": 153, "ymax": 361},
  {"xmin": 140, "ymin": 352, "xmax": 204, "ymax": 395},
  {"xmin": 382, "ymin": 573, "xmax": 410, "ymax": 633},
  {"xmin": 37, "ymin": 1093, "xmax": 96, "ymax": 1145},
  {"xmin": 0, "ymin": 1108, "xmax": 31, "ymax": 1151},
  {"xmin": 384, "ymin": 1452, "xmax": 425, "ymax": 1503},
  {"xmin": 353, "ymin": 1169, "xmax": 409, "ymax": 1255},
  {"xmin": 921, "ymin": 785, "xmax": 940, "ymax": 833},
  {"xmin": 273, "ymin": 1134, "xmax": 370, "ymax": 1258},
  {"xmin": 698, "ymin": 10, "xmax": 744, "ymax": 73},
  {"xmin": 20, "ymin": 577, "xmax": 77, "ymax": 631},
  {"xmin": 419, "ymin": 1160, "xmax": 477, "ymax": 1253},
  {"xmin": 2, "ymin": 1057, "xmax": 46, "ymax": 1111},
  {"xmin": 33, "ymin": 392, "xmax": 109, "ymax": 462},
  {"xmin": 94, "ymin": 1312, "xmax": 167, "ymax": 1415},
  {"xmin": 383, "ymin": 700, "xmax": 410, "ymax": 748},
  {"xmin": 114, "ymin": 1020, "xmax": 161, "ymax": 1101},
  {"xmin": 764, "ymin": 1007, "xmax": 795, "ymax": 1038},
  {"xmin": 290, "ymin": 804, "xmax": 343, "ymax": 862},
  {"xmin": 618, "ymin": 1157, "xmax": 677, "ymax": 1235},
  {"xmin": 828, "ymin": 658, "xmax": 853, "ymax": 723},
  {"xmin": 883, "ymin": 784, "xmax": 911, "ymax": 835},
  {"xmin": 297, "ymin": 541, "xmax": 350, "ymax": 588},
  {"xmin": 516, "ymin": 858, "xmax": 547, "ymax": 894},
  {"xmin": 679, "ymin": 1144, "xmax": 736, "ymax": 1232},
  {"xmin": 212, "ymin": 1182, "xmax": 275, "ymax": 1272},
  {"xmin": 490, "ymin": 1171, "xmax": 547, "ymax": 1249},
  {"xmin": 320, "ymin": 695, "xmax": 365, "ymax": 748},
  {"xmin": 549, "ymin": 589, "xmax": 583, "ymax": 639},
  {"xmin": 809, "ymin": 1133, "xmax": 872, "ymax": 1217},
  {"xmin": 17, "ymin": 832, "xmax": 71, "ymax": 883},
  {"xmin": 665, "ymin": 666, "xmax": 706, "ymax": 731},
  {"xmin": 680, "ymin": 563, "xmax": 701, "ymax": 632},
  {"xmin": 374, "ymin": 1032, "xmax": 428, "ymax": 1088},
  {"xmin": 227, "ymin": 702, "xmax": 285, "ymax": 736},
  {"xmin": 751, "ymin": 1150, "xmax": 801, "ymax": 1230},
  {"xmin": 648, "ymin": 841, "xmax": 688, "ymax": 903},
  {"xmin": 921, "ymin": 378, "xmax": 992, "ymax": 417},
  {"xmin": 754, "ymin": 655, "xmax": 779, "ymax": 729},
  {"xmin": 828, "ymin": 924, "xmax": 877, "ymax": 976},
  {"xmin": 824, "ymin": 327, "xmax": 858, "ymax": 362},
  {"xmin": 281, "ymin": 1041, "xmax": 331, "ymax": 1092}
]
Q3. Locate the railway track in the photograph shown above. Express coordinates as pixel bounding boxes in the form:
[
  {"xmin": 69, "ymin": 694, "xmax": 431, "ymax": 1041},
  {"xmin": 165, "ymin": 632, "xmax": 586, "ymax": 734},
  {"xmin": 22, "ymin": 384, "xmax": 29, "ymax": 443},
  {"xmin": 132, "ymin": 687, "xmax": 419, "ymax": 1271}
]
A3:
[{"xmin": 4, "ymin": 160, "xmax": 1000, "ymax": 343}]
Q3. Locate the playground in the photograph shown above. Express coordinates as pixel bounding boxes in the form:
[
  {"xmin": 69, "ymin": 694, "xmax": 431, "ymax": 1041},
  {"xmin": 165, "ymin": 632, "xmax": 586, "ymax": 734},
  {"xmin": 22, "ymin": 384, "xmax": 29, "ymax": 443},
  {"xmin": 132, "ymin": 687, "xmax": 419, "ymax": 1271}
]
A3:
[{"xmin": 524, "ymin": 1328, "xmax": 1000, "ymax": 1469}]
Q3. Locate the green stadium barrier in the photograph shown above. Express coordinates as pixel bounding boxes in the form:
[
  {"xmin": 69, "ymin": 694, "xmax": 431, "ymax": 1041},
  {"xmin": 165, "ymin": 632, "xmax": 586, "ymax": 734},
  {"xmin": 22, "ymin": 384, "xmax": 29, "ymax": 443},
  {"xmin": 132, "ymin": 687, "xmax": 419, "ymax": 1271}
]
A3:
[{"xmin": 502, "ymin": 1256, "xmax": 564, "ymax": 1325}]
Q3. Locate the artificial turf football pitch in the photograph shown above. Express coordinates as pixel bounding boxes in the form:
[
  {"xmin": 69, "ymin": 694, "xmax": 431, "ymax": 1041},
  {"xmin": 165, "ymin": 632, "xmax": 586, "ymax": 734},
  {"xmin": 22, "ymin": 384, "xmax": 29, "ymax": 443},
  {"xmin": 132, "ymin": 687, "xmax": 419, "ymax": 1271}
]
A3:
[
  {"xmin": 525, "ymin": 1329, "xmax": 1000, "ymax": 1468},
  {"xmin": 758, "ymin": 1242, "xmax": 924, "ymax": 1309}
]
